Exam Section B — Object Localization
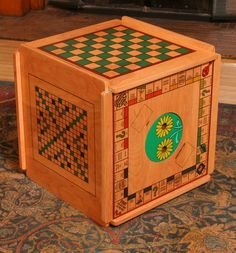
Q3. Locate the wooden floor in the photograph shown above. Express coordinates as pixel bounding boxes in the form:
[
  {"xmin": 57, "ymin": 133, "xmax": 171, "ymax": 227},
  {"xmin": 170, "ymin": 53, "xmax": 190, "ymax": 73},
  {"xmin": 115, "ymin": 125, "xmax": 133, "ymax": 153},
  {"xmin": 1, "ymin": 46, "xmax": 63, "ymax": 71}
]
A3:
[{"xmin": 0, "ymin": 39, "xmax": 235, "ymax": 104}]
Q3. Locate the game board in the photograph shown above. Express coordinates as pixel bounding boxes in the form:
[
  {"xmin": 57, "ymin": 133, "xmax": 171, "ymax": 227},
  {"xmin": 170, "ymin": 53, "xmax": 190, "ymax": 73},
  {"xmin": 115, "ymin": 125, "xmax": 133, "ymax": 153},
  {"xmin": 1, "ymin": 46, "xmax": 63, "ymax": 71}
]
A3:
[
  {"xmin": 29, "ymin": 75, "xmax": 96, "ymax": 195},
  {"xmin": 41, "ymin": 25, "xmax": 193, "ymax": 78},
  {"xmin": 113, "ymin": 62, "xmax": 213, "ymax": 218},
  {"xmin": 35, "ymin": 86, "xmax": 89, "ymax": 183}
]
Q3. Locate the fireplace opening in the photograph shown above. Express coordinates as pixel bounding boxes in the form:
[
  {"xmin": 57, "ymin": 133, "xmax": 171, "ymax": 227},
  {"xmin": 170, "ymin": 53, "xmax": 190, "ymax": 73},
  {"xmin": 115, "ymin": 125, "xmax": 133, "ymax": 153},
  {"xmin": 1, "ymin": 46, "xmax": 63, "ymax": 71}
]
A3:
[{"xmin": 49, "ymin": 0, "xmax": 236, "ymax": 20}]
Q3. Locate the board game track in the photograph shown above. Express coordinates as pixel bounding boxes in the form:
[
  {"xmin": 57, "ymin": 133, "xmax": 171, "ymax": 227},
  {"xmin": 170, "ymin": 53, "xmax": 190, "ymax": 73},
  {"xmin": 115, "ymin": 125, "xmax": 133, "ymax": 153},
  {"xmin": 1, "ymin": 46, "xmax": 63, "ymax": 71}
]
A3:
[
  {"xmin": 112, "ymin": 62, "xmax": 213, "ymax": 218},
  {"xmin": 40, "ymin": 25, "xmax": 194, "ymax": 79}
]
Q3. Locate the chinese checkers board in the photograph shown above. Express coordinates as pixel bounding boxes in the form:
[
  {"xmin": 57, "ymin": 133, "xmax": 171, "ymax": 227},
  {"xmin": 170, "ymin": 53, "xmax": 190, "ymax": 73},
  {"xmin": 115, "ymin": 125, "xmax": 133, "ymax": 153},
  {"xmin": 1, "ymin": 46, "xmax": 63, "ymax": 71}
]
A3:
[{"xmin": 15, "ymin": 16, "xmax": 220, "ymax": 226}]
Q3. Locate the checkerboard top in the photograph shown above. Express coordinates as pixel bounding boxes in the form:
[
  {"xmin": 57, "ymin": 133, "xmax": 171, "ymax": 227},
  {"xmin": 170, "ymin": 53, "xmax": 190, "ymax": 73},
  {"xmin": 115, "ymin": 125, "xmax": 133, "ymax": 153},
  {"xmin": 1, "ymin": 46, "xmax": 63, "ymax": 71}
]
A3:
[{"xmin": 40, "ymin": 25, "xmax": 194, "ymax": 79}]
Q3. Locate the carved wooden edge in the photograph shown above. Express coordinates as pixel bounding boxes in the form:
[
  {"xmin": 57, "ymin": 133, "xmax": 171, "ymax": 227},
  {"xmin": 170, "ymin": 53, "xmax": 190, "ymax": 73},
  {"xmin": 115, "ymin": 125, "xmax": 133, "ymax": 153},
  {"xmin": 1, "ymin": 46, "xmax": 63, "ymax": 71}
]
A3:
[
  {"xmin": 208, "ymin": 54, "xmax": 221, "ymax": 174},
  {"xmin": 101, "ymin": 90, "xmax": 113, "ymax": 223},
  {"xmin": 14, "ymin": 51, "xmax": 27, "ymax": 172}
]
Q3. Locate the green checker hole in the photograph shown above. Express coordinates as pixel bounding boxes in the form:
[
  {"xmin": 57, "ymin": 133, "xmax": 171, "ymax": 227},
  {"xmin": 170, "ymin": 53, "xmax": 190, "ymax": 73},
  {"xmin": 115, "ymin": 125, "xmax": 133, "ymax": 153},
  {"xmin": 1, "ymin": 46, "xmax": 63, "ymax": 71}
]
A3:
[{"xmin": 145, "ymin": 112, "xmax": 183, "ymax": 162}]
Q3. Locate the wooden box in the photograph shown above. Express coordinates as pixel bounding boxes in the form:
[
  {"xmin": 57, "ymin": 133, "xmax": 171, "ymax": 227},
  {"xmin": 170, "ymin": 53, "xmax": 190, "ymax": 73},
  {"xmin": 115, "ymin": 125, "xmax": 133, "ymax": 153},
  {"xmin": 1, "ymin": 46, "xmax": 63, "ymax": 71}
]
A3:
[{"xmin": 15, "ymin": 17, "xmax": 220, "ymax": 226}]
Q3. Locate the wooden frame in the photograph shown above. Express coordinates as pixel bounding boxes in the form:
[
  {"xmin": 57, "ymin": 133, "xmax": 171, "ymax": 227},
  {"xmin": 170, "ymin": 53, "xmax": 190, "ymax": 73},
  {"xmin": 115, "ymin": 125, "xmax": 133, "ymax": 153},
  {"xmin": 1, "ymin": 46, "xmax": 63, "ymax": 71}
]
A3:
[{"xmin": 15, "ymin": 17, "xmax": 220, "ymax": 226}]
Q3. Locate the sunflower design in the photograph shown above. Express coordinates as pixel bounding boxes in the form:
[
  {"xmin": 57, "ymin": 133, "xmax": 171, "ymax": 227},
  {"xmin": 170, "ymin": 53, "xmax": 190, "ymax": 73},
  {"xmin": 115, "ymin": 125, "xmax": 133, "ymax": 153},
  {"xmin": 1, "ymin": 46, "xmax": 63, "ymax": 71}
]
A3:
[
  {"xmin": 156, "ymin": 115, "xmax": 173, "ymax": 138},
  {"xmin": 156, "ymin": 138, "xmax": 173, "ymax": 161}
]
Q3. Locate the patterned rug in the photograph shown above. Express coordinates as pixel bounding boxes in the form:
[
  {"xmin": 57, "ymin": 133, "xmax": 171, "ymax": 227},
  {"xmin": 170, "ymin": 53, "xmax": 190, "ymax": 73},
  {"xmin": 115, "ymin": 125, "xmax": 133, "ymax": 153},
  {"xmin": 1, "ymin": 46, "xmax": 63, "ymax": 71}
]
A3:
[{"xmin": 0, "ymin": 81, "xmax": 235, "ymax": 253}]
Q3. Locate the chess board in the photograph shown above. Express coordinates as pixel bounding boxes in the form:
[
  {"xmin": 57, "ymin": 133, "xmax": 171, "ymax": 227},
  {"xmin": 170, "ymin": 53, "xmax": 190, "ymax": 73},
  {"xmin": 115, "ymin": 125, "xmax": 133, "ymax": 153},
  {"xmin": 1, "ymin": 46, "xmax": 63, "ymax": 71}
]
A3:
[{"xmin": 40, "ymin": 25, "xmax": 194, "ymax": 79}]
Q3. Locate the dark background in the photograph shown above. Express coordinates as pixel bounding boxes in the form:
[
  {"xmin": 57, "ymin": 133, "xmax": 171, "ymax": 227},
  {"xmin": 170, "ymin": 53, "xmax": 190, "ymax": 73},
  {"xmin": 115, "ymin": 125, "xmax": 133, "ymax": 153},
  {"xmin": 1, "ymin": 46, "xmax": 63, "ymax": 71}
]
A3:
[{"xmin": 83, "ymin": 0, "xmax": 212, "ymax": 13}]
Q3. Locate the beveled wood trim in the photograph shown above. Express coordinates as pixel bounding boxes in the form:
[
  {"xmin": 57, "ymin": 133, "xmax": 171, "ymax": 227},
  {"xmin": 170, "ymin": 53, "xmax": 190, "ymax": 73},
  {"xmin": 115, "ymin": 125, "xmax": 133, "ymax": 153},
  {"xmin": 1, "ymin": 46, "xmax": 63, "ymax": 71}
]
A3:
[
  {"xmin": 14, "ymin": 51, "xmax": 27, "ymax": 171},
  {"xmin": 101, "ymin": 90, "xmax": 113, "ymax": 222},
  {"xmin": 208, "ymin": 54, "xmax": 221, "ymax": 174}
]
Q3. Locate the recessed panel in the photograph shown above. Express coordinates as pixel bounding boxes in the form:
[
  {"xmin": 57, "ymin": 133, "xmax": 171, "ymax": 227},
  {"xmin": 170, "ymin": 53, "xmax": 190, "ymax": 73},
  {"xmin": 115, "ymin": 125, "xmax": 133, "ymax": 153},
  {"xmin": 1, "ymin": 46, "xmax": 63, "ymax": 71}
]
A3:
[
  {"xmin": 29, "ymin": 75, "xmax": 96, "ymax": 195},
  {"xmin": 128, "ymin": 83, "xmax": 198, "ymax": 194}
]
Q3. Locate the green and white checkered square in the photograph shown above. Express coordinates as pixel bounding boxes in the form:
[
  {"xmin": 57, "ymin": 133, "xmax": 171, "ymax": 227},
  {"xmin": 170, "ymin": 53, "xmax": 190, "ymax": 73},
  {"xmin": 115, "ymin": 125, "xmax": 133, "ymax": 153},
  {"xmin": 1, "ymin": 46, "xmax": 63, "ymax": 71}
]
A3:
[{"xmin": 41, "ymin": 25, "xmax": 194, "ymax": 78}]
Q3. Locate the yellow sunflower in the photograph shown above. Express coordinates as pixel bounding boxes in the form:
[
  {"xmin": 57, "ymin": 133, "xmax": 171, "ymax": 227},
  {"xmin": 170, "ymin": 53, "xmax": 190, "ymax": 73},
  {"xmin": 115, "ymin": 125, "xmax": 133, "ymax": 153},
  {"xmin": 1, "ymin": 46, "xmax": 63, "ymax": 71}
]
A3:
[
  {"xmin": 156, "ymin": 138, "xmax": 173, "ymax": 161},
  {"xmin": 156, "ymin": 115, "xmax": 173, "ymax": 138}
]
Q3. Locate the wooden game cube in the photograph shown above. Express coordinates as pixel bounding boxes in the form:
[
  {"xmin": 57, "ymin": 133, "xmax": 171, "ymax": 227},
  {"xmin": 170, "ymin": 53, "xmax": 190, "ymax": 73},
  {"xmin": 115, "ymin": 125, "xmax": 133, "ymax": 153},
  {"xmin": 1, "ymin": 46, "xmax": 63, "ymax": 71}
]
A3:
[{"xmin": 15, "ymin": 16, "xmax": 220, "ymax": 226}]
